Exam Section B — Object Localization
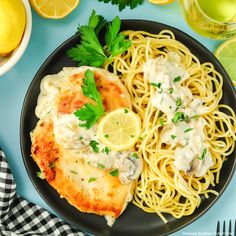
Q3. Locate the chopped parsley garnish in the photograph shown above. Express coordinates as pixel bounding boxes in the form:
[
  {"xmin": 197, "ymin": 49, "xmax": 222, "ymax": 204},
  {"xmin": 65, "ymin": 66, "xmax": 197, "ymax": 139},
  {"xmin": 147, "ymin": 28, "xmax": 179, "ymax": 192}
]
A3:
[
  {"xmin": 70, "ymin": 170, "xmax": 78, "ymax": 174},
  {"xmin": 173, "ymin": 76, "xmax": 181, "ymax": 83},
  {"xmin": 124, "ymin": 108, "xmax": 129, "ymax": 113},
  {"xmin": 73, "ymin": 70, "xmax": 105, "ymax": 129},
  {"xmin": 172, "ymin": 112, "xmax": 189, "ymax": 124},
  {"xmin": 88, "ymin": 177, "xmax": 97, "ymax": 183},
  {"xmin": 104, "ymin": 134, "xmax": 110, "ymax": 138},
  {"xmin": 130, "ymin": 134, "xmax": 135, "ymax": 138},
  {"xmin": 191, "ymin": 114, "xmax": 200, "ymax": 119},
  {"xmin": 67, "ymin": 11, "xmax": 131, "ymax": 66},
  {"xmin": 102, "ymin": 147, "xmax": 110, "ymax": 154},
  {"xmin": 158, "ymin": 88, "xmax": 163, "ymax": 94},
  {"xmin": 109, "ymin": 169, "xmax": 119, "ymax": 177},
  {"xmin": 97, "ymin": 163, "xmax": 105, "ymax": 169},
  {"xmin": 132, "ymin": 153, "xmax": 139, "ymax": 159},
  {"xmin": 171, "ymin": 135, "xmax": 177, "ymax": 140},
  {"xmin": 184, "ymin": 128, "xmax": 193, "ymax": 133},
  {"xmin": 150, "ymin": 82, "xmax": 161, "ymax": 88},
  {"xmin": 176, "ymin": 98, "xmax": 182, "ymax": 107},
  {"xmin": 198, "ymin": 148, "xmax": 207, "ymax": 160},
  {"xmin": 98, "ymin": 0, "xmax": 144, "ymax": 11},
  {"xmin": 90, "ymin": 140, "xmax": 99, "ymax": 153},
  {"xmin": 169, "ymin": 88, "xmax": 174, "ymax": 94},
  {"xmin": 159, "ymin": 117, "xmax": 164, "ymax": 126},
  {"xmin": 36, "ymin": 171, "xmax": 45, "ymax": 179},
  {"xmin": 79, "ymin": 136, "xmax": 83, "ymax": 140}
]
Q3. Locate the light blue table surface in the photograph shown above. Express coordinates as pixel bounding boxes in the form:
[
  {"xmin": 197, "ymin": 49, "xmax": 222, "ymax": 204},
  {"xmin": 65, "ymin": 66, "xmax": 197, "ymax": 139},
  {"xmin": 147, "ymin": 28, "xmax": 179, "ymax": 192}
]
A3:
[{"xmin": 0, "ymin": 1, "xmax": 235, "ymax": 235}]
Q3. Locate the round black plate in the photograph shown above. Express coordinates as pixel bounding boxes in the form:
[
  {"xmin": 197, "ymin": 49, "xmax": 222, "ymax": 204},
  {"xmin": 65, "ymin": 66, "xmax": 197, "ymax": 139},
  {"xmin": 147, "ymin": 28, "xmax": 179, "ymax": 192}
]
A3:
[{"xmin": 20, "ymin": 20, "xmax": 236, "ymax": 236}]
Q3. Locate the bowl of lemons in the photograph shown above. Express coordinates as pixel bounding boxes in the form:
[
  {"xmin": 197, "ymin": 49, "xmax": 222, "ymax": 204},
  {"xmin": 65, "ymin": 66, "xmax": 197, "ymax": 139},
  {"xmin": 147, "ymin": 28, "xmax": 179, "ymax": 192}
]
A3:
[{"xmin": 0, "ymin": 0, "xmax": 32, "ymax": 77}]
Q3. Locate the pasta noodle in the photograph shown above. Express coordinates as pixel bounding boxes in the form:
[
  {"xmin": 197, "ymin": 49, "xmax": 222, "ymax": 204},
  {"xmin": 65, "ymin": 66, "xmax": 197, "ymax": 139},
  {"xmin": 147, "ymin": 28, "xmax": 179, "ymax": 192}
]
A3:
[{"xmin": 103, "ymin": 30, "xmax": 236, "ymax": 222}]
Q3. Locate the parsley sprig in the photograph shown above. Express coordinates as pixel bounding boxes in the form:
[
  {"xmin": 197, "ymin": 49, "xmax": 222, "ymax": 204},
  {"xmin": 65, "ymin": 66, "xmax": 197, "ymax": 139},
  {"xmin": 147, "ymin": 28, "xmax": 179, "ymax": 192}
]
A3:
[
  {"xmin": 67, "ymin": 10, "xmax": 131, "ymax": 67},
  {"xmin": 74, "ymin": 69, "xmax": 105, "ymax": 129},
  {"xmin": 98, "ymin": 0, "xmax": 144, "ymax": 11}
]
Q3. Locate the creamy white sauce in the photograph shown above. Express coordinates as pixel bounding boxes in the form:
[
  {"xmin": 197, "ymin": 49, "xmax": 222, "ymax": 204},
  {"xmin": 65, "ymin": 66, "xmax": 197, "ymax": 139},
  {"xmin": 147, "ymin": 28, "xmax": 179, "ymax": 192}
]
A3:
[
  {"xmin": 52, "ymin": 114, "xmax": 142, "ymax": 184},
  {"xmin": 36, "ymin": 71, "xmax": 66, "ymax": 119},
  {"xmin": 144, "ymin": 52, "xmax": 213, "ymax": 177}
]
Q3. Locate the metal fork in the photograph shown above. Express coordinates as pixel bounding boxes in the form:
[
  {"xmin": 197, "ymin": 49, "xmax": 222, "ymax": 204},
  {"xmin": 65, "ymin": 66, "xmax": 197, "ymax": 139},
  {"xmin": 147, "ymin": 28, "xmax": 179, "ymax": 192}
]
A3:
[{"xmin": 216, "ymin": 220, "xmax": 236, "ymax": 236}]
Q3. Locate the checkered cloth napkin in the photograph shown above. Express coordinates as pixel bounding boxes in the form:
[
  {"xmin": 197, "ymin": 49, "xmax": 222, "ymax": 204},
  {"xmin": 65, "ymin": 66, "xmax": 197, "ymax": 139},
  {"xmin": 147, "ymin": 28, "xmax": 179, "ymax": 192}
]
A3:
[{"xmin": 0, "ymin": 149, "xmax": 86, "ymax": 236}]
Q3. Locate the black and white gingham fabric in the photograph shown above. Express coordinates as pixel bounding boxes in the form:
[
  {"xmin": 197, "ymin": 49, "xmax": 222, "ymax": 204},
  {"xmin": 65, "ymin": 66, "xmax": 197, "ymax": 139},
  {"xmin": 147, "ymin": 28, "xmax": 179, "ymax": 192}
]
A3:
[{"xmin": 0, "ymin": 149, "xmax": 86, "ymax": 236}]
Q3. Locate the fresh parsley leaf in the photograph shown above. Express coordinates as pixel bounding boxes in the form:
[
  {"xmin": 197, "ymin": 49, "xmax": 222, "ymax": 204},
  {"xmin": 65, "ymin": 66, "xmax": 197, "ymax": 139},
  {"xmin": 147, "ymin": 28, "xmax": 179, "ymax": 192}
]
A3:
[
  {"xmin": 173, "ymin": 76, "xmax": 181, "ymax": 83},
  {"xmin": 90, "ymin": 140, "xmax": 99, "ymax": 153},
  {"xmin": 74, "ymin": 70, "xmax": 105, "ymax": 129},
  {"xmin": 198, "ymin": 148, "xmax": 207, "ymax": 160},
  {"xmin": 105, "ymin": 16, "xmax": 131, "ymax": 57},
  {"xmin": 172, "ymin": 112, "xmax": 189, "ymax": 124},
  {"xmin": 124, "ymin": 108, "xmax": 129, "ymax": 113},
  {"xmin": 98, "ymin": 0, "xmax": 144, "ymax": 11},
  {"xmin": 150, "ymin": 82, "xmax": 161, "ymax": 88},
  {"xmin": 184, "ymin": 128, "xmax": 193, "ymax": 133},
  {"xmin": 104, "ymin": 134, "xmax": 110, "ymax": 138},
  {"xmin": 88, "ymin": 10, "xmax": 107, "ymax": 35},
  {"xmin": 67, "ymin": 26, "xmax": 108, "ymax": 67},
  {"xmin": 171, "ymin": 135, "xmax": 177, "ymax": 140},
  {"xmin": 68, "ymin": 11, "xmax": 132, "ymax": 67},
  {"xmin": 88, "ymin": 177, "xmax": 97, "ymax": 183},
  {"xmin": 109, "ymin": 168, "xmax": 119, "ymax": 177},
  {"xmin": 70, "ymin": 170, "xmax": 78, "ymax": 174}
]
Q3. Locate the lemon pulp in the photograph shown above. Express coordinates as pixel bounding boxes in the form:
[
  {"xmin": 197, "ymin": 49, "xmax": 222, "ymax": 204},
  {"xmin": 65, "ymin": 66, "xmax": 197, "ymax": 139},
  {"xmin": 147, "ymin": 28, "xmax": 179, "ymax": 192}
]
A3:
[
  {"xmin": 30, "ymin": 0, "xmax": 80, "ymax": 19},
  {"xmin": 97, "ymin": 108, "xmax": 141, "ymax": 151},
  {"xmin": 215, "ymin": 37, "xmax": 236, "ymax": 85}
]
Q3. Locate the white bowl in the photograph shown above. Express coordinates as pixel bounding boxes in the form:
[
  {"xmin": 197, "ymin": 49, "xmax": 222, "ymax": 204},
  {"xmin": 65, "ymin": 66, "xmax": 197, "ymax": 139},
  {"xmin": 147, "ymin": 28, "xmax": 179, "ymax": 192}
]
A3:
[{"xmin": 0, "ymin": 0, "xmax": 32, "ymax": 77}]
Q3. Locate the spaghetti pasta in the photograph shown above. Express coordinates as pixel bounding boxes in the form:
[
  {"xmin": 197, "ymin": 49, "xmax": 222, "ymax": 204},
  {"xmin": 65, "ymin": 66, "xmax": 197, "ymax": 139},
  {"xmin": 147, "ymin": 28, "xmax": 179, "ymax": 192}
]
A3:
[{"xmin": 103, "ymin": 30, "xmax": 236, "ymax": 222}]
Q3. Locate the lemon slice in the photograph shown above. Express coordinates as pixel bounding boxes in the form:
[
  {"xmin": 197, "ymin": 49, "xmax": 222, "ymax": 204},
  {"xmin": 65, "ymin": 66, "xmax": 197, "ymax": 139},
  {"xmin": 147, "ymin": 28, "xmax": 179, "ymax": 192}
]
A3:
[
  {"xmin": 30, "ymin": 0, "xmax": 80, "ymax": 19},
  {"xmin": 148, "ymin": 0, "xmax": 175, "ymax": 4},
  {"xmin": 97, "ymin": 108, "xmax": 141, "ymax": 151},
  {"xmin": 215, "ymin": 37, "xmax": 236, "ymax": 86}
]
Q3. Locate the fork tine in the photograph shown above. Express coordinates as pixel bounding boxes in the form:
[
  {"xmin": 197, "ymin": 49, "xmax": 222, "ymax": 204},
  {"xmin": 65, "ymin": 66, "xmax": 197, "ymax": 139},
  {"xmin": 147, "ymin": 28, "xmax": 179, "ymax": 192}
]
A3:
[
  {"xmin": 223, "ymin": 221, "xmax": 226, "ymax": 236},
  {"xmin": 234, "ymin": 220, "xmax": 236, "ymax": 236},
  {"xmin": 229, "ymin": 220, "xmax": 231, "ymax": 236},
  {"xmin": 216, "ymin": 221, "xmax": 220, "ymax": 236}
]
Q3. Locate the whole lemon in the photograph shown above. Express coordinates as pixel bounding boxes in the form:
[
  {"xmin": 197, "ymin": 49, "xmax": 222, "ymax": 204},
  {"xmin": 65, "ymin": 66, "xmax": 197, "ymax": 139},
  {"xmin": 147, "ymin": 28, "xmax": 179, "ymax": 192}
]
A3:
[{"xmin": 0, "ymin": 0, "xmax": 26, "ymax": 54}]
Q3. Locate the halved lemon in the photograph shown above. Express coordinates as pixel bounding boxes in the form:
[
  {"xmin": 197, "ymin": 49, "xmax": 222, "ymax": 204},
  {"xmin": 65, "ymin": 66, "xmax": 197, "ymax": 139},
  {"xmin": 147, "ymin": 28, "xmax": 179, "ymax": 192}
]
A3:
[
  {"xmin": 148, "ymin": 0, "xmax": 175, "ymax": 5},
  {"xmin": 29, "ymin": 0, "xmax": 80, "ymax": 19},
  {"xmin": 97, "ymin": 108, "xmax": 141, "ymax": 151},
  {"xmin": 215, "ymin": 37, "xmax": 236, "ymax": 86}
]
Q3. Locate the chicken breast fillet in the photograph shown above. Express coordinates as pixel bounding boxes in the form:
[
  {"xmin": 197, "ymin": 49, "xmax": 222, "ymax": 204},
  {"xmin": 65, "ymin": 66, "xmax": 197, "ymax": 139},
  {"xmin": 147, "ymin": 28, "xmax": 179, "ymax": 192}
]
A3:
[{"xmin": 31, "ymin": 67, "xmax": 134, "ymax": 225}]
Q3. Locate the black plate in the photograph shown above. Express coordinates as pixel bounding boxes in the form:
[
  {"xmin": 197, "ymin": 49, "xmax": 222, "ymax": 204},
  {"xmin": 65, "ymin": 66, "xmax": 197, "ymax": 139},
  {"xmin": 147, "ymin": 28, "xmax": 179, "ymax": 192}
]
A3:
[{"xmin": 20, "ymin": 20, "xmax": 236, "ymax": 236}]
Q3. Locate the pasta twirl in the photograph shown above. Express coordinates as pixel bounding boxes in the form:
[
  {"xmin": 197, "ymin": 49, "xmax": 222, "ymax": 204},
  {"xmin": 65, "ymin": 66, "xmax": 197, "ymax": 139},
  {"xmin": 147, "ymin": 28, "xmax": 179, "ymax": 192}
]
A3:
[{"xmin": 103, "ymin": 30, "xmax": 236, "ymax": 222}]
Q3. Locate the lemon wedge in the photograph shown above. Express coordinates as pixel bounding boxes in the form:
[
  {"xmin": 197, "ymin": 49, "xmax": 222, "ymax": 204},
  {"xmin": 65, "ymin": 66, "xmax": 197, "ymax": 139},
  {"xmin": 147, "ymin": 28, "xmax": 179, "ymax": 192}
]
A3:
[
  {"xmin": 215, "ymin": 37, "xmax": 236, "ymax": 85},
  {"xmin": 30, "ymin": 0, "xmax": 80, "ymax": 19},
  {"xmin": 97, "ymin": 108, "xmax": 141, "ymax": 151},
  {"xmin": 149, "ymin": 0, "xmax": 175, "ymax": 4},
  {"xmin": 0, "ymin": 0, "xmax": 26, "ymax": 54}
]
